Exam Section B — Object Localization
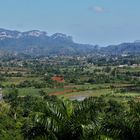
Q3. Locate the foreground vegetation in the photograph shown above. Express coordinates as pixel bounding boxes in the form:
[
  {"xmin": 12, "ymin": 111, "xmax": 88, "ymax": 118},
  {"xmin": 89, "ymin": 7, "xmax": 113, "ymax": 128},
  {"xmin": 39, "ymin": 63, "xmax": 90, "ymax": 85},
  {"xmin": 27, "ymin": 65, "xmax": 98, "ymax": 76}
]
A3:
[
  {"xmin": 0, "ymin": 90, "xmax": 140, "ymax": 140},
  {"xmin": 0, "ymin": 54, "xmax": 140, "ymax": 139}
]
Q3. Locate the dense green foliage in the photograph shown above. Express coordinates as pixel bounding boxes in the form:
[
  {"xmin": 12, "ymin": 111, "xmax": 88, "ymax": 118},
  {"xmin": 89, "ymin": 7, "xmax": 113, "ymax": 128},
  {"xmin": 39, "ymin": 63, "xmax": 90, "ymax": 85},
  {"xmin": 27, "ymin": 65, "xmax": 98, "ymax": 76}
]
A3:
[
  {"xmin": 0, "ymin": 54, "xmax": 140, "ymax": 139},
  {"xmin": 0, "ymin": 90, "xmax": 140, "ymax": 140}
]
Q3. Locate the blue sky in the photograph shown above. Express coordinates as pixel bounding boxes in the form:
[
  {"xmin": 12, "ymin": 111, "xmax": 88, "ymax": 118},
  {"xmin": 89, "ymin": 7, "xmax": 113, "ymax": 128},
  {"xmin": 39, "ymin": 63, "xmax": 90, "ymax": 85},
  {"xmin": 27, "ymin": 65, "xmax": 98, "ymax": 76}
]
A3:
[{"xmin": 0, "ymin": 0, "xmax": 140, "ymax": 46}]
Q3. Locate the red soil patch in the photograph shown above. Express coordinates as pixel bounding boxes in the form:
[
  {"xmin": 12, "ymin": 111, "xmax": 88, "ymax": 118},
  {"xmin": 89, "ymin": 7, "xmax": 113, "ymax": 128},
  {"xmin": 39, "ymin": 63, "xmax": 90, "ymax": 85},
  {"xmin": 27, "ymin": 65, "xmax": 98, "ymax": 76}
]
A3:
[{"xmin": 51, "ymin": 76, "xmax": 65, "ymax": 83}]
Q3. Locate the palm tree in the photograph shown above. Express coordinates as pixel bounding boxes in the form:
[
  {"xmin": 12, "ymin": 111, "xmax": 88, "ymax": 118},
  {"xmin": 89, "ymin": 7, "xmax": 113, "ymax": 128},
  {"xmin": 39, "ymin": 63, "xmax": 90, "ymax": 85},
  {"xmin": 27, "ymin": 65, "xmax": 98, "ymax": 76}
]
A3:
[
  {"xmin": 4, "ymin": 88, "xmax": 19, "ymax": 120},
  {"xmin": 23, "ymin": 97, "xmax": 103, "ymax": 140},
  {"xmin": 101, "ymin": 100, "xmax": 140, "ymax": 140}
]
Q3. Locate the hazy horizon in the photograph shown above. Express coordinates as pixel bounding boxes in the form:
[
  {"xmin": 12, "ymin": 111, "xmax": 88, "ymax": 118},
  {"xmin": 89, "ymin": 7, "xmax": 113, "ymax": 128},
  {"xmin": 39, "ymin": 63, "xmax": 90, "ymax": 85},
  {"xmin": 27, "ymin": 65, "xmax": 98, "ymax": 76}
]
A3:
[{"xmin": 0, "ymin": 0, "xmax": 140, "ymax": 46}]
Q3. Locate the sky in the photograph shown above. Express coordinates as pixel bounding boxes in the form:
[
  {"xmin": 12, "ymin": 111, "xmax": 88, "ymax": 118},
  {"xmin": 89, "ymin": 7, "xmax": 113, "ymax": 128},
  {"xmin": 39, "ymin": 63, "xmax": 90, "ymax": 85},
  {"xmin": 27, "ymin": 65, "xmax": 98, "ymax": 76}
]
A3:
[{"xmin": 0, "ymin": 0, "xmax": 140, "ymax": 46}]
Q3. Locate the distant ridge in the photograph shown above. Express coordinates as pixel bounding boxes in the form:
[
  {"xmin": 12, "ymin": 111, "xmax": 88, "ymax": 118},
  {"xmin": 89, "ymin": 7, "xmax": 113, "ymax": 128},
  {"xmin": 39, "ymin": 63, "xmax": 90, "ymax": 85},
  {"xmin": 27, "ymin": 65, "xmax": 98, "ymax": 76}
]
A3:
[
  {"xmin": 0, "ymin": 28, "xmax": 140, "ymax": 56},
  {"xmin": 101, "ymin": 42, "xmax": 140, "ymax": 55},
  {"xmin": 0, "ymin": 28, "xmax": 98, "ymax": 56}
]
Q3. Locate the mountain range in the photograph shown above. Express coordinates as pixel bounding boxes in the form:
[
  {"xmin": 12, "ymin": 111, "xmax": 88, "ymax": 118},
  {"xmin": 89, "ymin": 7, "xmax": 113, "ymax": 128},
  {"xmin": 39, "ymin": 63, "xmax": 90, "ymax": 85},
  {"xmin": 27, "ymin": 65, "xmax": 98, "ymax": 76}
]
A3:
[{"xmin": 0, "ymin": 28, "xmax": 140, "ymax": 56}]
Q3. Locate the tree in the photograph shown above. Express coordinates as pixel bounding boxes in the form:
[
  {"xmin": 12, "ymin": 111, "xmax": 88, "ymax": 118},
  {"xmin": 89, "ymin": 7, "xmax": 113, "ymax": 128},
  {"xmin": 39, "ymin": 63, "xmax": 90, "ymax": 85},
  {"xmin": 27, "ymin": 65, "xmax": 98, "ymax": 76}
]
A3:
[
  {"xmin": 23, "ymin": 97, "xmax": 103, "ymax": 140},
  {"xmin": 4, "ymin": 88, "xmax": 19, "ymax": 120}
]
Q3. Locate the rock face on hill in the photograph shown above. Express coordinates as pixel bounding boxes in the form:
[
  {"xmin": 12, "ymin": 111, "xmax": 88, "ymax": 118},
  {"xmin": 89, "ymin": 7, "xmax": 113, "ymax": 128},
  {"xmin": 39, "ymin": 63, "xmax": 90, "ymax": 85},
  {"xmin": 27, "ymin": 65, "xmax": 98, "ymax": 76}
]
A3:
[
  {"xmin": 0, "ymin": 28, "xmax": 98, "ymax": 56},
  {"xmin": 0, "ymin": 28, "xmax": 140, "ymax": 56}
]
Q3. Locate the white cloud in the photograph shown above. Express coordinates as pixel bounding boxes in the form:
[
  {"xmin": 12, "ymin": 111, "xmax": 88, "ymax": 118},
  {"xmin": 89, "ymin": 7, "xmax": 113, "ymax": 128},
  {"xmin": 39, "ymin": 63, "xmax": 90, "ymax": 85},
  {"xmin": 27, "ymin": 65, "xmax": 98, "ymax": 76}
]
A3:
[{"xmin": 89, "ymin": 6, "xmax": 105, "ymax": 13}]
